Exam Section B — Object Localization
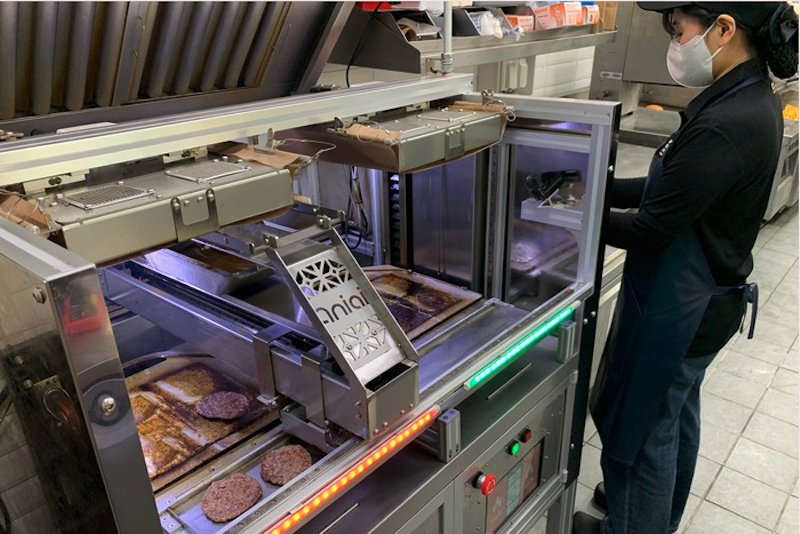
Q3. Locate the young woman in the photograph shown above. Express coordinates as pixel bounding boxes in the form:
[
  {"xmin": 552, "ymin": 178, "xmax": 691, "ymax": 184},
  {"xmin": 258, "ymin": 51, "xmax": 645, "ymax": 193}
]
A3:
[{"xmin": 575, "ymin": 3, "xmax": 798, "ymax": 534}]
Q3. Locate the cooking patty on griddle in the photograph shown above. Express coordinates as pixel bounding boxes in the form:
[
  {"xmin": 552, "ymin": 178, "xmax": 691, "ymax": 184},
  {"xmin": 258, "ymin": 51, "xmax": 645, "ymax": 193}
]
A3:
[
  {"xmin": 201, "ymin": 473, "xmax": 262, "ymax": 523},
  {"xmin": 259, "ymin": 445, "xmax": 313, "ymax": 486},
  {"xmin": 196, "ymin": 391, "xmax": 250, "ymax": 420}
]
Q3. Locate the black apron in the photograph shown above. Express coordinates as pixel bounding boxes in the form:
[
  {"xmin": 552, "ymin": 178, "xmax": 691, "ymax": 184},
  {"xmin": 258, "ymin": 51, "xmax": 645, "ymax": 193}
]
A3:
[{"xmin": 590, "ymin": 76, "xmax": 762, "ymax": 466}]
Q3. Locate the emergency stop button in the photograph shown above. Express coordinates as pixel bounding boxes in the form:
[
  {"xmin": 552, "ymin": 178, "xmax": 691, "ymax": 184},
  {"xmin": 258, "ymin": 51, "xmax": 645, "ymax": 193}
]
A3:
[{"xmin": 475, "ymin": 473, "xmax": 497, "ymax": 496}]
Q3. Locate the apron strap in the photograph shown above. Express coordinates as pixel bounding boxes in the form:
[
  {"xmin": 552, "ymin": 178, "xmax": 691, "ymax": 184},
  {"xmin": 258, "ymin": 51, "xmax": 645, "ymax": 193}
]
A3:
[
  {"xmin": 741, "ymin": 282, "xmax": 759, "ymax": 339},
  {"xmin": 717, "ymin": 281, "xmax": 759, "ymax": 339}
]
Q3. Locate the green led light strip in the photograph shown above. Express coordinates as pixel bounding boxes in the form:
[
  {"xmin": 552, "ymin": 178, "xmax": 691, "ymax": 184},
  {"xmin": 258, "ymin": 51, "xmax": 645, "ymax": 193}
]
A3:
[{"xmin": 464, "ymin": 305, "xmax": 575, "ymax": 390}]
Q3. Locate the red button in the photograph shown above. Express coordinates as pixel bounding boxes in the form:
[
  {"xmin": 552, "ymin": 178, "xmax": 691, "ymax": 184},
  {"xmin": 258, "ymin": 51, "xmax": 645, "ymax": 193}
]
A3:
[
  {"xmin": 480, "ymin": 474, "xmax": 497, "ymax": 496},
  {"xmin": 521, "ymin": 429, "xmax": 532, "ymax": 443}
]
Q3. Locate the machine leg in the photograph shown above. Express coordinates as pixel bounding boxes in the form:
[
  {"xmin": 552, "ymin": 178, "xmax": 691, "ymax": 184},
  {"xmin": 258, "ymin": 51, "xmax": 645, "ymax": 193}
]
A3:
[{"xmin": 546, "ymin": 481, "xmax": 577, "ymax": 534}]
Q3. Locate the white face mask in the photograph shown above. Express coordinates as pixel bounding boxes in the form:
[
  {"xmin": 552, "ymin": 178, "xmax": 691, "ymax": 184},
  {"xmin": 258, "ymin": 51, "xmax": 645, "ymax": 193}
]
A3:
[{"xmin": 666, "ymin": 22, "xmax": 724, "ymax": 88}]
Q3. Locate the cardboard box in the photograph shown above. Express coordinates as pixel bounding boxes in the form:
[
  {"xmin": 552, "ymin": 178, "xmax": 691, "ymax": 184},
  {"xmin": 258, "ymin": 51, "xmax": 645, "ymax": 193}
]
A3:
[
  {"xmin": 534, "ymin": 3, "xmax": 565, "ymax": 29},
  {"xmin": 583, "ymin": 4, "xmax": 600, "ymax": 24},
  {"xmin": 563, "ymin": 2, "xmax": 583, "ymax": 25},
  {"xmin": 597, "ymin": 1, "xmax": 618, "ymax": 31},
  {"xmin": 506, "ymin": 14, "xmax": 535, "ymax": 32}
]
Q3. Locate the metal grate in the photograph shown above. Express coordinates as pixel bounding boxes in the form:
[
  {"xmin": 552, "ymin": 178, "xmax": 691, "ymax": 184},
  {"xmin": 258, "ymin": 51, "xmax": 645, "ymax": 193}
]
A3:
[
  {"xmin": 66, "ymin": 184, "xmax": 152, "ymax": 210},
  {"xmin": 165, "ymin": 161, "xmax": 248, "ymax": 183}
]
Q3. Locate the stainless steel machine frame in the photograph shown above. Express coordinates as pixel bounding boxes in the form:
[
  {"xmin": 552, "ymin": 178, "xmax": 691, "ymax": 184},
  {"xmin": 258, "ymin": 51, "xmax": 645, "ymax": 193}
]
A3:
[{"xmin": 0, "ymin": 71, "xmax": 618, "ymax": 534}]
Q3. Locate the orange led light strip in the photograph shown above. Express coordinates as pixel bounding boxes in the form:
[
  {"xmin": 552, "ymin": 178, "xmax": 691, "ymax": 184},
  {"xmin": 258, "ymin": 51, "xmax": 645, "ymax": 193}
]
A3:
[{"xmin": 262, "ymin": 406, "xmax": 440, "ymax": 534}]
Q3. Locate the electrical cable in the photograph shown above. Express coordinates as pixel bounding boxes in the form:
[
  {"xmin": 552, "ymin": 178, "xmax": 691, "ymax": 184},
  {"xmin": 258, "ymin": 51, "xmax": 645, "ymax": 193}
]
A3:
[
  {"xmin": 344, "ymin": 167, "xmax": 370, "ymax": 251},
  {"xmin": 346, "ymin": 2, "xmax": 384, "ymax": 88}
]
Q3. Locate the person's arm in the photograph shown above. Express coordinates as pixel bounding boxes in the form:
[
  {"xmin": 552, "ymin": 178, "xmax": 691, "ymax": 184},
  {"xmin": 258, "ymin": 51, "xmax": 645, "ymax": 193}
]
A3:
[
  {"xmin": 603, "ymin": 126, "xmax": 743, "ymax": 252},
  {"xmin": 609, "ymin": 177, "xmax": 647, "ymax": 209}
]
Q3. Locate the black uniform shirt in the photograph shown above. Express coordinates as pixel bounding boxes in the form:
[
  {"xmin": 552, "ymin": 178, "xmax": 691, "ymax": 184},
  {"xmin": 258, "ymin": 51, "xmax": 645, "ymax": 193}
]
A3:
[{"xmin": 605, "ymin": 58, "xmax": 784, "ymax": 286}]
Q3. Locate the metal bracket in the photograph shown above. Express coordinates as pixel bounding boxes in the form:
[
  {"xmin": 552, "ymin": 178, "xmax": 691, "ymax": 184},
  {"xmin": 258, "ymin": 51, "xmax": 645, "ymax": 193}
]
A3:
[
  {"xmin": 159, "ymin": 146, "xmax": 208, "ymax": 164},
  {"xmin": 418, "ymin": 408, "xmax": 461, "ymax": 463},
  {"xmin": 281, "ymin": 403, "xmax": 336, "ymax": 454},
  {"xmin": 444, "ymin": 126, "xmax": 466, "ymax": 159},
  {"xmin": 555, "ymin": 320, "xmax": 577, "ymax": 363},
  {"xmin": 22, "ymin": 170, "xmax": 88, "ymax": 195},
  {"xmin": 171, "ymin": 189, "xmax": 219, "ymax": 242}
]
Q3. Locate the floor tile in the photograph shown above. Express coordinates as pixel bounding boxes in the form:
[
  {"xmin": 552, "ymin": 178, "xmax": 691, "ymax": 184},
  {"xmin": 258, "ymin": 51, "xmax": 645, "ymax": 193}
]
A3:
[
  {"xmin": 726, "ymin": 438, "xmax": 798, "ymax": 493},
  {"xmin": 702, "ymin": 369, "xmax": 767, "ymax": 409},
  {"xmin": 755, "ymin": 225, "xmax": 781, "ymax": 248},
  {"xmin": 583, "ymin": 416, "xmax": 597, "ymax": 443},
  {"xmin": 0, "ymin": 446, "xmax": 36, "ymax": 493},
  {"xmin": 690, "ymin": 456, "xmax": 721, "ymax": 498},
  {"xmin": 577, "ymin": 444, "xmax": 603, "ymax": 492},
  {"xmin": 2, "ymin": 475, "xmax": 47, "ymax": 521},
  {"xmin": 761, "ymin": 301, "xmax": 800, "ymax": 330},
  {"xmin": 750, "ymin": 318, "xmax": 798, "ymax": 349},
  {"xmin": 763, "ymin": 231, "xmax": 799, "ymax": 253},
  {"xmin": 715, "ymin": 351, "xmax": 779, "ymax": 385},
  {"xmin": 574, "ymin": 482, "xmax": 603, "ymax": 518},
  {"xmin": 754, "ymin": 248, "xmax": 798, "ymax": 267},
  {"xmin": 706, "ymin": 467, "xmax": 786, "ymax": 529},
  {"xmin": 793, "ymin": 479, "xmax": 799, "ymax": 498},
  {"xmin": 783, "ymin": 348, "xmax": 799, "ymax": 372},
  {"xmin": 676, "ymin": 494, "xmax": 702, "ymax": 534},
  {"xmin": 777, "ymin": 496, "xmax": 799, "ymax": 534},
  {"xmin": 775, "ymin": 274, "xmax": 800, "ymax": 297},
  {"xmin": 684, "ymin": 501, "xmax": 769, "ymax": 534},
  {"xmin": 772, "ymin": 367, "xmax": 799, "ymax": 396},
  {"xmin": 528, "ymin": 513, "xmax": 548, "ymax": 534},
  {"xmin": 9, "ymin": 504, "xmax": 56, "ymax": 534},
  {"xmin": 588, "ymin": 431, "xmax": 603, "ymax": 449},
  {"xmin": 730, "ymin": 337, "xmax": 790, "ymax": 366},
  {"xmin": 751, "ymin": 256, "xmax": 794, "ymax": 291},
  {"xmin": 698, "ymin": 424, "xmax": 739, "ymax": 464},
  {"xmin": 766, "ymin": 291, "xmax": 800, "ymax": 314},
  {"xmin": 0, "ymin": 412, "xmax": 26, "ymax": 457},
  {"xmin": 701, "ymin": 392, "xmax": 754, "ymax": 435},
  {"xmin": 743, "ymin": 411, "xmax": 799, "ymax": 459},
  {"xmin": 757, "ymin": 388, "xmax": 799, "ymax": 426}
]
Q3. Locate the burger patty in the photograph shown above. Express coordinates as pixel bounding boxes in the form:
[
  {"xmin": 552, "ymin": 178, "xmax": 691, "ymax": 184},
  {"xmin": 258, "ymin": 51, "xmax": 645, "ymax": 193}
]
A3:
[
  {"xmin": 201, "ymin": 473, "xmax": 262, "ymax": 523},
  {"xmin": 259, "ymin": 445, "xmax": 313, "ymax": 486},
  {"xmin": 196, "ymin": 391, "xmax": 250, "ymax": 420}
]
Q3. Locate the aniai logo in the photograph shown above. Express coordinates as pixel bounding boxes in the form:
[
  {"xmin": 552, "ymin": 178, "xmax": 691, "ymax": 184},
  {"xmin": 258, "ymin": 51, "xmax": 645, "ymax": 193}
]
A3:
[{"xmin": 315, "ymin": 289, "xmax": 371, "ymax": 325}]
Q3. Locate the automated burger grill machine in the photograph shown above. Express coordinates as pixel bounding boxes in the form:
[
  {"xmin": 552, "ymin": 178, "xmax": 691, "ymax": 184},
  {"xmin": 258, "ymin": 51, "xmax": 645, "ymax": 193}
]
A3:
[{"xmin": 0, "ymin": 74, "xmax": 618, "ymax": 534}]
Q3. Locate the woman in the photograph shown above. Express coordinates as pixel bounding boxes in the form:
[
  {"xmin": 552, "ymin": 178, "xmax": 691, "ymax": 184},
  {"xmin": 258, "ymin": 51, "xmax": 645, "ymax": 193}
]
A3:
[{"xmin": 574, "ymin": 3, "xmax": 798, "ymax": 534}]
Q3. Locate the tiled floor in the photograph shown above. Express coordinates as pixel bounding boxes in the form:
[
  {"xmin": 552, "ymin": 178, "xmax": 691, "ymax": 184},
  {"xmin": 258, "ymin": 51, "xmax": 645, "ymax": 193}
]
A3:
[{"xmin": 575, "ymin": 205, "xmax": 800, "ymax": 534}]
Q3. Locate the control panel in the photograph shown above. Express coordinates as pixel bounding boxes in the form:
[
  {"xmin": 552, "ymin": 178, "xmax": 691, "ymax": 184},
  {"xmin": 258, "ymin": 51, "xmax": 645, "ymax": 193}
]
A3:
[{"xmin": 461, "ymin": 392, "xmax": 566, "ymax": 534}]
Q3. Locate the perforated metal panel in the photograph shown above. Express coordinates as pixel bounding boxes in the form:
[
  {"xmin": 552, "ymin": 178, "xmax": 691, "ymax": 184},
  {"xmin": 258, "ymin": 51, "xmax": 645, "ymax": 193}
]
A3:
[{"xmin": 66, "ymin": 184, "xmax": 151, "ymax": 210}]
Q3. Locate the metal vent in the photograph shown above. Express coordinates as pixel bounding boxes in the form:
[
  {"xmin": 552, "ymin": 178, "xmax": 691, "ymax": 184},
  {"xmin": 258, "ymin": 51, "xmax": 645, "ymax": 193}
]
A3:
[
  {"xmin": 165, "ymin": 161, "xmax": 249, "ymax": 183},
  {"xmin": 66, "ymin": 184, "xmax": 152, "ymax": 210}
]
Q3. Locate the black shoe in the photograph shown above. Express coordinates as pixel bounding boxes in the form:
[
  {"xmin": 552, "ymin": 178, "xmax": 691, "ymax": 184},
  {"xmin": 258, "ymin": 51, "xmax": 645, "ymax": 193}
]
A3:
[
  {"xmin": 573, "ymin": 511, "xmax": 603, "ymax": 534},
  {"xmin": 593, "ymin": 481, "xmax": 608, "ymax": 514}
]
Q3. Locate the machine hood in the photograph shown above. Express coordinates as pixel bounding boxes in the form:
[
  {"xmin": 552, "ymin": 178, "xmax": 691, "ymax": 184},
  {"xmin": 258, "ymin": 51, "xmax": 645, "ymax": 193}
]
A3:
[{"xmin": 0, "ymin": 1, "xmax": 352, "ymax": 135}]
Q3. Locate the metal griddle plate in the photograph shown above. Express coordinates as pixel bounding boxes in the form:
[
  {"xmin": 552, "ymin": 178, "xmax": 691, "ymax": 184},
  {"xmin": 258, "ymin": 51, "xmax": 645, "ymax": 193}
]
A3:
[
  {"xmin": 363, "ymin": 266, "xmax": 481, "ymax": 340},
  {"xmin": 126, "ymin": 358, "xmax": 279, "ymax": 492},
  {"xmin": 155, "ymin": 427, "xmax": 340, "ymax": 534}
]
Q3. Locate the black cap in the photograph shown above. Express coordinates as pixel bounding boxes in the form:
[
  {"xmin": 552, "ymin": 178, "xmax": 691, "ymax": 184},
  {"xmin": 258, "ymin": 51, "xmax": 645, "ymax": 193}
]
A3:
[{"xmin": 637, "ymin": 2, "xmax": 784, "ymax": 30}]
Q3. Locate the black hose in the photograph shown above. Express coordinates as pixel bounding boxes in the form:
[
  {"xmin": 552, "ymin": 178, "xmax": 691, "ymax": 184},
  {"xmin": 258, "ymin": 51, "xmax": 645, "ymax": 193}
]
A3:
[{"xmin": 346, "ymin": 3, "xmax": 383, "ymax": 88}]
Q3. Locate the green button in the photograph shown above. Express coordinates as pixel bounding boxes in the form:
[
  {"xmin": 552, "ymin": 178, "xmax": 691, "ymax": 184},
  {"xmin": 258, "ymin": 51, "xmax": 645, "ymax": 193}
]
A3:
[{"xmin": 508, "ymin": 441, "xmax": 520, "ymax": 455}]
